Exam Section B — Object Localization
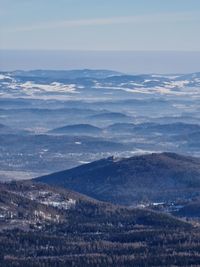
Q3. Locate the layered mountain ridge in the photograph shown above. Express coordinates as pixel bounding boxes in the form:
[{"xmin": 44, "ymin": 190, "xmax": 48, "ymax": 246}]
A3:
[{"xmin": 35, "ymin": 152, "xmax": 200, "ymax": 206}]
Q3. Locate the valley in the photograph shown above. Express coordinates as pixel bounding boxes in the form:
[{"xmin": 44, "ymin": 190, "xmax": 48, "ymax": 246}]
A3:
[
  {"xmin": 1, "ymin": 69, "xmax": 200, "ymax": 266},
  {"xmin": 1, "ymin": 70, "xmax": 200, "ymax": 180}
]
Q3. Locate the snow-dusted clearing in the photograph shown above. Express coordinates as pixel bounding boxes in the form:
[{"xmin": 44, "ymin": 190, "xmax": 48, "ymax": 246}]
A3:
[{"xmin": 24, "ymin": 189, "xmax": 76, "ymax": 210}]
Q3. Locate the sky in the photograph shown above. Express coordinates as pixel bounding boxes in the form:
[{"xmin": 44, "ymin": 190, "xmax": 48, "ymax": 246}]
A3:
[{"xmin": 0, "ymin": 0, "xmax": 200, "ymax": 72}]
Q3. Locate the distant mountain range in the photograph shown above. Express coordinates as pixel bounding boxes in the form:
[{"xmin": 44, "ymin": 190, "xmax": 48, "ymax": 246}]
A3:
[
  {"xmin": 1, "ymin": 69, "xmax": 200, "ymax": 100},
  {"xmin": 50, "ymin": 124, "xmax": 102, "ymax": 135},
  {"xmin": 35, "ymin": 152, "xmax": 200, "ymax": 206},
  {"xmin": 89, "ymin": 112, "xmax": 131, "ymax": 121},
  {"xmin": 105, "ymin": 122, "xmax": 200, "ymax": 135},
  {"xmin": 7, "ymin": 69, "xmax": 123, "ymax": 79},
  {"xmin": 48, "ymin": 122, "xmax": 200, "ymax": 137}
]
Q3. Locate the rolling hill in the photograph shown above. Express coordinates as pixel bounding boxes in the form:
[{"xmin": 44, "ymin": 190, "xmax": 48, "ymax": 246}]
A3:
[
  {"xmin": 35, "ymin": 152, "xmax": 200, "ymax": 205},
  {"xmin": 0, "ymin": 180, "xmax": 187, "ymax": 230},
  {"xmin": 49, "ymin": 124, "xmax": 102, "ymax": 135}
]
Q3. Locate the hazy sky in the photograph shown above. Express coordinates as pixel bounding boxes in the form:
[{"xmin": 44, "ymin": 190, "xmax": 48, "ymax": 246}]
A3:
[
  {"xmin": 1, "ymin": 0, "xmax": 200, "ymax": 72},
  {"xmin": 1, "ymin": 0, "xmax": 200, "ymax": 51}
]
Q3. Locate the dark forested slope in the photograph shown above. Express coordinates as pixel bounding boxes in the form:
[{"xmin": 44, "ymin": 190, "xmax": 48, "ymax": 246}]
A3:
[{"xmin": 35, "ymin": 152, "xmax": 200, "ymax": 205}]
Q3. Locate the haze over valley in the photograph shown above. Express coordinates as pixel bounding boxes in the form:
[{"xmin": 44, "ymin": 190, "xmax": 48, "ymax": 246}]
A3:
[
  {"xmin": 1, "ymin": 0, "xmax": 200, "ymax": 265},
  {"xmin": 1, "ymin": 69, "xmax": 200, "ymax": 181}
]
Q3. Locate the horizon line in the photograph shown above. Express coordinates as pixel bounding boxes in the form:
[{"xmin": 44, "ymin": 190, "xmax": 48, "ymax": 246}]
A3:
[{"xmin": 1, "ymin": 49, "xmax": 200, "ymax": 53}]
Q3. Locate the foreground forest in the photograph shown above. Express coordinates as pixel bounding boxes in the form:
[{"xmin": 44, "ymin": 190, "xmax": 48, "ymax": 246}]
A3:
[
  {"xmin": 0, "ymin": 181, "xmax": 200, "ymax": 266},
  {"xmin": 1, "ymin": 222, "xmax": 200, "ymax": 266}
]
